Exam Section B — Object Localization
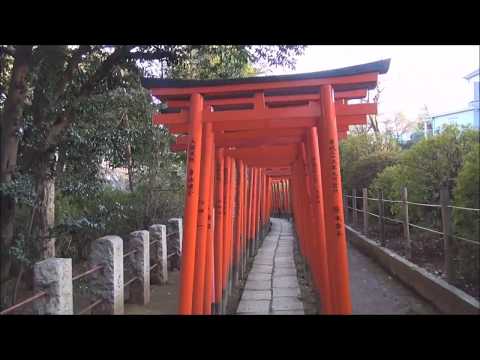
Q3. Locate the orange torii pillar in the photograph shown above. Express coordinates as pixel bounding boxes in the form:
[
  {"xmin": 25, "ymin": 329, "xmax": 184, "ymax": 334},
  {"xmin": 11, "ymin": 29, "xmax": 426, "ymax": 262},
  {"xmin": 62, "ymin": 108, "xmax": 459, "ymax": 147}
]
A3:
[
  {"xmin": 242, "ymin": 163, "xmax": 249, "ymax": 271},
  {"xmin": 222, "ymin": 156, "xmax": 232, "ymax": 311},
  {"xmin": 299, "ymin": 143, "xmax": 318, "ymax": 287},
  {"xmin": 230, "ymin": 156, "xmax": 237, "ymax": 309},
  {"xmin": 233, "ymin": 159, "xmax": 242, "ymax": 287},
  {"xmin": 192, "ymin": 123, "xmax": 214, "ymax": 314},
  {"xmin": 273, "ymin": 181, "xmax": 279, "ymax": 216},
  {"xmin": 277, "ymin": 180, "xmax": 282, "ymax": 216},
  {"xmin": 249, "ymin": 169, "xmax": 256, "ymax": 252},
  {"xmin": 267, "ymin": 177, "xmax": 272, "ymax": 220},
  {"xmin": 317, "ymin": 85, "xmax": 352, "ymax": 314},
  {"xmin": 204, "ymin": 140, "xmax": 215, "ymax": 314},
  {"xmin": 251, "ymin": 168, "xmax": 259, "ymax": 251},
  {"xmin": 306, "ymin": 126, "xmax": 333, "ymax": 313},
  {"xmin": 262, "ymin": 171, "xmax": 268, "ymax": 231},
  {"xmin": 213, "ymin": 148, "xmax": 224, "ymax": 314},
  {"xmin": 256, "ymin": 169, "xmax": 263, "ymax": 242},
  {"xmin": 283, "ymin": 179, "xmax": 289, "ymax": 216},
  {"xmin": 229, "ymin": 159, "xmax": 237, "ymax": 294},
  {"xmin": 291, "ymin": 161, "xmax": 306, "ymax": 257},
  {"xmin": 237, "ymin": 160, "xmax": 246, "ymax": 281},
  {"xmin": 179, "ymin": 93, "xmax": 203, "ymax": 315},
  {"xmin": 283, "ymin": 179, "xmax": 289, "ymax": 215}
]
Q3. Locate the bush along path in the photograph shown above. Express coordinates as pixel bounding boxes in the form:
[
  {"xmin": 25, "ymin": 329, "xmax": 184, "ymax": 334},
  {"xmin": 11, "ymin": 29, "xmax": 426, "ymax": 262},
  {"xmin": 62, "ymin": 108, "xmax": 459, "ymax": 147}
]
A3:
[{"xmin": 236, "ymin": 218, "xmax": 305, "ymax": 315}]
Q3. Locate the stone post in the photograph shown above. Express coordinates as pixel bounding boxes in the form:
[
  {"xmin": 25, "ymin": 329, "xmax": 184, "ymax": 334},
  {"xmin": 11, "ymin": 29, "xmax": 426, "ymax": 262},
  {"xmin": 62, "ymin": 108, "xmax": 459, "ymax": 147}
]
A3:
[
  {"xmin": 126, "ymin": 230, "xmax": 150, "ymax": 305},
  {"xmin": 149, "ymin": 224, "xmax": 168, "ymax": 284},
  {"xmin": 169, "ymin": 217, "xmax": 183, "ymax": 254},
  {"xmin": 89, "ymin": 235, "xmax": 124, "ymax": 315},
  {"xmin": 33, "ymin": 258, "xmax": 73, "ymax": 315}
]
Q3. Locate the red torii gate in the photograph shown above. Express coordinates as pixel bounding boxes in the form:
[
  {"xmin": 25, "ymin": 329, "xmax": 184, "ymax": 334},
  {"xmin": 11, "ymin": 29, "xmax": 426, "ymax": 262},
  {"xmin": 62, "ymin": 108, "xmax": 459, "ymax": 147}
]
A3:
[{"xmin": 142, "ymin": 58, "xmax": 390, "ymax": 315}]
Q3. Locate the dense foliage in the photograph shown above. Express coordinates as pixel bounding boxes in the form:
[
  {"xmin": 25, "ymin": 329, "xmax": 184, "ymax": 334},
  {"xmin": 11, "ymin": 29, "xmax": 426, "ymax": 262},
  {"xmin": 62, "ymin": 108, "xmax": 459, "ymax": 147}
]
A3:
[
  {"xmin": 369, "ymin": 126, "xmax": 479, "ymax": 222},
  {"xmin": 339, "ymin": 132, "xmax": 400, "ymax": 191},
  {"xmin": 0, "ymin": 45, "xmax": 305, "ymax": 306},
  {"xmin": 341, "ymin": 125, "xmax": 479, "ymax": 291}
]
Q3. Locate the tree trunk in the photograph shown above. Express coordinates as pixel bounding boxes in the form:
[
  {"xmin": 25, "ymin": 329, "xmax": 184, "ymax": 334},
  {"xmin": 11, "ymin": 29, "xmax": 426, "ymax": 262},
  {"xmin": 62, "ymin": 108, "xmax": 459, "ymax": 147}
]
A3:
[
  {"xmin": 127, "ymin": 143, "xmax": 134, "ymax": 192},
  {"xmin": 121, "ymin": 113, "xmax": 134, "ymax": 192},
  {"xmin": 32, "ymin": 171, "xmax": 56, "ymax": 259},
  {"xmin": 0, "ymin": 46, "xmax": 33, "ymax": 285}
]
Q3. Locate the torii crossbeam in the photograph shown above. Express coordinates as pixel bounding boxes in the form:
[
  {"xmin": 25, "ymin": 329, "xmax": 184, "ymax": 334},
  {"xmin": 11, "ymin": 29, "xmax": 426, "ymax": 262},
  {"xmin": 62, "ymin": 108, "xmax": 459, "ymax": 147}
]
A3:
[{"xmin": 142, "ymin": 58, "xmax": 390, "ymax": 315}]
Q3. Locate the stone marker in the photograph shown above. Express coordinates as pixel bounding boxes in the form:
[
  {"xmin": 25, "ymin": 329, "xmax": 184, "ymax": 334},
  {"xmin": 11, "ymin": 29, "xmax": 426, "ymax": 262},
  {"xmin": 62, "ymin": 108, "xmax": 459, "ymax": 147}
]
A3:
[
  {"xmin": 89, "ymin": 235, "xmax": 124, "ymax": 314},
  {"xmin": 149, "ymin": 224, "xmax": 168, "ymax": 284},
  {"xmin": 126, "ymin": 230, "xmax": 150, "ymax": 305},
  {"xmin": 34, "ymin": 258, "xmax": 73, "ymax": 315}
]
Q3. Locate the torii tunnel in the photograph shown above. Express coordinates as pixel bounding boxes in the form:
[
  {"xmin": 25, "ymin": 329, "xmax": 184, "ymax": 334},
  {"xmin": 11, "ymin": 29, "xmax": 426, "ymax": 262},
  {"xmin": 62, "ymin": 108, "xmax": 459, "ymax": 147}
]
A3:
[{"xmin": 142, "ymin": 59, "xmax": 390, "ymax": 315}]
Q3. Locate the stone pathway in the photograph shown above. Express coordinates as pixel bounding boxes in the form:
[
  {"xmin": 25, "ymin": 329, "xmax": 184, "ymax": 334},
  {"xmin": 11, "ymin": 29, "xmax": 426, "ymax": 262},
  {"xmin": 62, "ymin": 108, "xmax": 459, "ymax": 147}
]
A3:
[{"xmin": 236, "ymin": 218, "xmax": 304, "ymax": 315}]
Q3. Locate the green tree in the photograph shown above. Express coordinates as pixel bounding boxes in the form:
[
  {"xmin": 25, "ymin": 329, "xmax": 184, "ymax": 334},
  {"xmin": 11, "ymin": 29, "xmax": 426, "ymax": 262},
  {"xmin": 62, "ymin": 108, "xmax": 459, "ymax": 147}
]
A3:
[
  {"xmin": 452, "ymin": 143, "xmax": 479, "ymax": 288},
  {"xmin": 339, "ymin": 132, "xmax": 400, "ymax": 191},
  {"xmin": 370, "ymin": 125, "xmax": 479, "ymax": 222},
  {"xmin": 0, "ymin": 45, "xmax": 305, "ymax": 305}
]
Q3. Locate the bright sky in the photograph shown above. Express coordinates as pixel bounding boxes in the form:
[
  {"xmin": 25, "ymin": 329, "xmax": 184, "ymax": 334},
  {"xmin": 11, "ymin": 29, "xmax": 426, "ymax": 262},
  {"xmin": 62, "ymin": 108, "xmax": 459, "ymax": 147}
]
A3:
[{"xmin": 269, "ymin": 45, "xmax": 480, "ymax": 121}]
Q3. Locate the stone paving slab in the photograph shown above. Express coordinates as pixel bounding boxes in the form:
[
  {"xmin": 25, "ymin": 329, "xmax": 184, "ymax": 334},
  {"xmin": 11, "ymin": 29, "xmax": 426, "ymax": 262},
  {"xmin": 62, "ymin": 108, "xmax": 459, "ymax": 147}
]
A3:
[
  {"xmin": 272, "ymin": 310, "xmax": 305, "ymax": 315},
  {"xmin": 245, "ymin": 280, "xmax": 271, "ymax": 290},
  {"xmin": 241, "ymin": 290, "xmax": 272, "ymax": 301},
  {"xmin": 257, "ymin": 249, "xmax": 276, "ymax": 254},
  {"xmin": 272, "ymin": 297, "xmax": 304, "ymax": 311},
  {"xmin": 247, "ymin": 273, "xmax": 271, "ymax": 281},
  {"xmin": 274, "ymin": 268, "xmax": 297, "ymax": 276},
  {"xmin": 255, "ymin": 253, "xmax": 275, "ymax": 258},
  {"xmin": 273, "ymin": 287, "xmax": 301, "ymax": 297},
  {"xmin": 273, "ymin": 276, "xmax": 299, "ymax": 288},
  {"xmin": 274, "ymin": 263, "xmax": 296, "ymax": 269},
  {"xmin": 276, "ymin": 249, "xmax": 293, "ymax": 253},
  {"xmin": 236, "ymin": 312, "xmax": 269, "ymax": 315},
  {"xmin": 255, "ymin": 256, "xmax": 274, "ymax": 262},
  {"xmin": 250, "ymin": 265, "xmax": 273, "ymax": 274},
  {"xmin": 253, "ymin": 259, "xmax": 274, "ymax": 266},
  {"xmin": 275, "ymin": 256, "xmax": 293, "ymax": 262},
  {"xmin": 237, "ymin": 300, "xmax": 270, "ymax": 314},
  {"xmin": 275, "ymin": 256, "xmax": 294, "ymax": 262}
]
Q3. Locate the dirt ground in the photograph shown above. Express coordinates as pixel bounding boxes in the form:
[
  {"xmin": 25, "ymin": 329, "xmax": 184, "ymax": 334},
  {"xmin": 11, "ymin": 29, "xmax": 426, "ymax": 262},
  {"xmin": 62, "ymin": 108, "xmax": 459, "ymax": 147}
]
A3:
[{"xmin": 125, "ymin": 270, "xmax": 180, "ymax": 315}]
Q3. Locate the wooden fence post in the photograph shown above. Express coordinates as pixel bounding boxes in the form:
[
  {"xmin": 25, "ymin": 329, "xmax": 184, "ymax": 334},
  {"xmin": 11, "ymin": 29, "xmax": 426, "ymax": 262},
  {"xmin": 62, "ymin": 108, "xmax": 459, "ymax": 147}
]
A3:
[
  {"xmin": 352, "ymin": 189, "xmax": 358, "ymax": 228},
  {"xmin": 401, "ymin": 187, "xmax": 412, "ymax": 259},
  {"xmin": 344, "ymin": 193, "xmax": 349, "ymax": 224},
  {"xmin": 362, "ymin": 188, "xmax": 368, "ymax": 235},
  {"xmin": 440, "ymin": 187, "xmax": 454, "ymax": 284},
  {"xmin": 379, "ymin": 190, "xmax": 386, "ymax": 247}
]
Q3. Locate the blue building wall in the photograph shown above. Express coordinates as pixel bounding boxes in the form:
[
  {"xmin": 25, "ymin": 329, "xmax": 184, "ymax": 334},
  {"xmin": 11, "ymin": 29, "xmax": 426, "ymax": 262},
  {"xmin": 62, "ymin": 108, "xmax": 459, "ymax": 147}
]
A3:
[
  {"xmin": 473, "ymin": 79, "xmax": 479, "ymax": 128},
  {"xmin": 431, "ymin": 109, "xmax": 477, "ymax": 134}
]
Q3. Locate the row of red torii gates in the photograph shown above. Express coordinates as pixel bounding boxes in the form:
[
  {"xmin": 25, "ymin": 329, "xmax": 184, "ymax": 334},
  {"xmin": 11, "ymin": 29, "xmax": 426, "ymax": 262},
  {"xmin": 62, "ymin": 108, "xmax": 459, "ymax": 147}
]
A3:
[{"xmin": 142, "ymin": 59, "xmax": 390, "ymax": 315}]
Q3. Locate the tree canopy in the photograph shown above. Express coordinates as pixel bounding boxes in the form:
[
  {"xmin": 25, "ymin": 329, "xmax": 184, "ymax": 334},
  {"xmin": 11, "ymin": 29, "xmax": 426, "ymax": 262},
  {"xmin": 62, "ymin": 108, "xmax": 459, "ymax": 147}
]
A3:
[{"xmin": 0, "ymin": 44, "xmax": 305, "ymax": 306}]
